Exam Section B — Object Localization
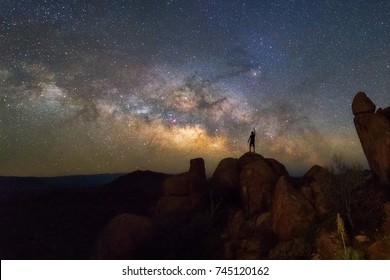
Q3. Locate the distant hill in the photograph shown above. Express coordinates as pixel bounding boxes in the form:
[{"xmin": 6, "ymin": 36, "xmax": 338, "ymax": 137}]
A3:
[
  {"xmin": 103, "ymin": 170, "xmax": 170, "ymax": 198},
  {"xmin": 0, "ymin": 170, "xmax": 169, "ymax": 259},
  {"xmin": 0, "ymin": 174, "xmax": 124, "ymax": 191}
]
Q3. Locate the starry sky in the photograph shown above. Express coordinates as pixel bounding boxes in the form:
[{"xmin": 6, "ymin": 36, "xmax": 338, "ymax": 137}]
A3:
[{"xmin": 0, "ymin": 0, "xmax": 389, "ymax": 177}]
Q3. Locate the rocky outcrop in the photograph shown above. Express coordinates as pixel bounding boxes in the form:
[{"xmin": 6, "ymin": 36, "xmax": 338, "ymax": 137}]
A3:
[
  {"xmin": 240, "ymin": 160, "xmax": 278, "ymax": 216},
  {"xmin": 301, "ymin": 165, "xmax": 331, "ymax": 216},
  {"xmin": 220, "ymin": 208, "xmax": 276, "ymax": 259},
  {"xmin": 155, "ymin": 158, "xmax": 208, "ymax": 225},
  {"xmin": 352, "ymin": 92, "xmax": 390, "ymax": 185},
  {"xmin": 265, "ymin": 158, "xmax": 289, "ymax": 178},
  {"xmin": 93, "ymin": 214, "xmax": 154, "ymax": 259},
  {"xmin": 211, "ymin": 158, "xmax": 240, "ymax": 204},
  {"xmin": 238, "ymin": 152, "xmax": 265, "ymax": 169},
  {"xmin": 272, "ymin": 176, "xmax": 315, "ymax": 240},
  {"xmin": 212, "ymin": 153, "xmax": 289, "ymax": 217}
]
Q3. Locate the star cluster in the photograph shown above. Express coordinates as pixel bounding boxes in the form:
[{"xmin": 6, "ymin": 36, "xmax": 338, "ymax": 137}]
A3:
[{"xmin": 0, "ymin": 0, "xmax": 389, "ymax": 176}]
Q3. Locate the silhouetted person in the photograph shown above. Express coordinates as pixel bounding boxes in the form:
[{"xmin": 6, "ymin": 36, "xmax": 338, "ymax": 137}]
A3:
[{"xmin": 248, "ymin": 128, "xmax": 255, "ymax": 152}]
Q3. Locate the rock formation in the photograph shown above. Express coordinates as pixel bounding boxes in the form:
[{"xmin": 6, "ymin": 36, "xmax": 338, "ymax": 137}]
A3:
[
  {"xmin": 240, "ymin": 159, "xmax": 278, "ymax": 216},
  {"xmin": 300, "ymin": 165, "xmax": 331, "ymax": 216},
  {"xmin": 352, "ymin": 92, "xmax": 390, "ymax": 185},
  {"xmin": 272, "ymin": 176, "xmax": 315, "ymax": 240},
  {"xmin": 155, "ymin": 158, "xmax": 208, "ymax": 225},
  {"xmin": 212, "ymin": 153, "xmax": 289, "ymax": 217},
  {"xmin": 211, "ymin": 158, "xmax": 240, "ymax": 204}
]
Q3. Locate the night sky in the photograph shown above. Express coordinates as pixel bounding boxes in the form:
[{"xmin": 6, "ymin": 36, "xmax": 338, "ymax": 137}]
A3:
[{"xmin": 0, "ymin": 0, "xmax": 389, "ymax": 177}]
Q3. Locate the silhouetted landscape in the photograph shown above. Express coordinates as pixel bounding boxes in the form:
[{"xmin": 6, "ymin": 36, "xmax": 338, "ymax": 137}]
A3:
[{"xmin": 1, "ymin": 92, "xmax": 389, "ymax": 260}]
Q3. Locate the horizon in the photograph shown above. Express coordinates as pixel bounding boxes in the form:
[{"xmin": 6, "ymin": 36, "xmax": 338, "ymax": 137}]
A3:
[
  {"xmin": 0, "ymin": 150, "xmax": 369, "ymax": 178},
  {"xmin": 1, "ymin": 1, "xmax": 388, "ymax": 177}
]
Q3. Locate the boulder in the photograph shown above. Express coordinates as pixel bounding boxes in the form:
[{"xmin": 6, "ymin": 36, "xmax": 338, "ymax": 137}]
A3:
[
  {"xmin": 93, "ymin": 214, "xmax": 154, "ymax": 259},
  {"xmin": 367, "ymin": 238, "xmax": 390, "ymax": 260},
  {"xmin": 272, "ymin": 176, "xmax": 315, "ymax": 240},
  {"xmin": 238, "ymin": 152, "xmax": 265, "ymax": 169},
  {"xmin": 352, "ymin": 92, "xmax": 390, "ymax": 185},
  {"xmin": 354, "ymin": 235, "xmax": 369, "ymax": 243},
  {"xmin": 265, "ymin": 158, "xmax": 289, "ymax": 178},
  {"xmin": 220, "ymin": 208, "xmax": 276, "ymax": 259},
  {"xmin": 222, "ymin": 208, "xmax": 246, "ymax": 238},
  {"xmin": 352, "ymin": 92, "xmax": 376, "ymax": 115},
  {"xmin": 301, "ymin": 165, "xmax": 331, "ymax": 216},
  {"xmin": 313, "ymin": 224, "xmax": 346, "ymax": 260},
  {"xmin": 211, "ymin": 158, "xmax": 240, "ymax": 204},
  {"xmin": 240, "ymin": 160, "xmax": 277, "ymax": 216}
]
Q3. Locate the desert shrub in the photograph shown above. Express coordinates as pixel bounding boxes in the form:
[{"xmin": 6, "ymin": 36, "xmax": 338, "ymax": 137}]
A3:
[
  {"xmin": 326, "ymin": 155, "xmax": 365, "ymax": 230},
  {"xmin": 326, "ymin": 155, "xmax": 386, "ymax": 235},
  {"xmin": 338, "ymin": 247, "xmax": 365, "ymax": 260}
]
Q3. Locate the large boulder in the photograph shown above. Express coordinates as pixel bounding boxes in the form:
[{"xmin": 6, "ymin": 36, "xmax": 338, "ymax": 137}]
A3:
[
  {"xmin": 240, "ymin": 160, "xmax": 278, "ymax": 216},
  {"xmin": 93, "ymin": 214, "xmax": 154, "ymax": 259},
  {"xmin": 211, "ymin": 158, "xmax": 240, "ymax": 204},
  {"xmin": 301, "ymin": 165, "xmax": 331, "ymax": 216},
  {"xmin": 272, "ymin": 176, "xmax": 315, "ymax": 240},
  {"xmin": 238, "ymin": 152, "xmax": 265, "ymax": 169},
  {"xmin": 265, "ymin": 158, "xmax": 289, "ymax": 178},
  {"xmin": 352, "ymin": 92, "xmax": 390, "ymax": 185},
  {"xmin": 220, "ymin": 208, "xmax": 276, "ymax": 260}
]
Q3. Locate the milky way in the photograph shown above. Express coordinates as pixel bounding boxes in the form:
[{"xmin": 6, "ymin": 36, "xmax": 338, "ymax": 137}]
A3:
[{"xmin": 0, "ymin": 0, "xmax": 389, "ymax": 176}]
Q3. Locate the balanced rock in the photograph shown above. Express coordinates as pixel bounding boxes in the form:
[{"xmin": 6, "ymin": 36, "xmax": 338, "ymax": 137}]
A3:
[
  {"xmin": 352, "ymin": 91, "xmax": 376, "ymax": 115},
  {"xmin": 93, "ymin": 214, "xmax": 154, "ymax": 259},
  {"xmin": 272, "ymin": 176, "xmax": 315, "ymax": 240},
  {"xmin": 352, "ymin": 92, "xmax": 390, "ymax": 185}
]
